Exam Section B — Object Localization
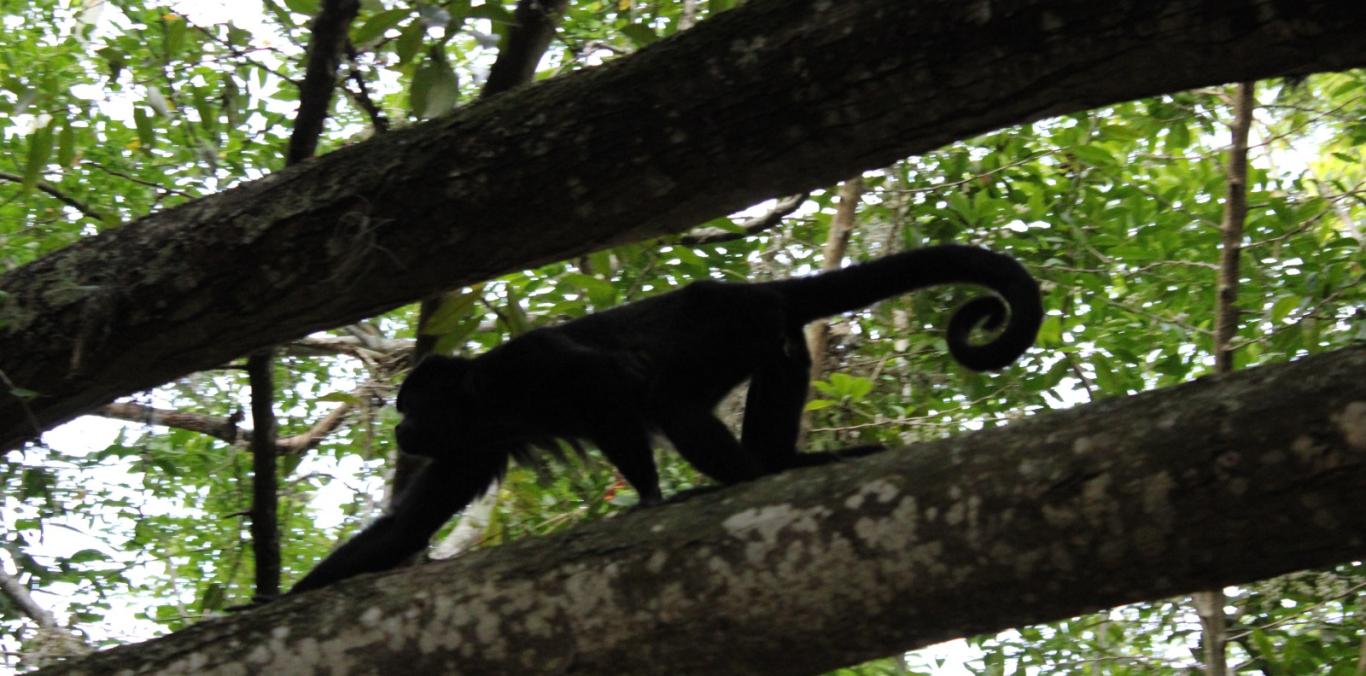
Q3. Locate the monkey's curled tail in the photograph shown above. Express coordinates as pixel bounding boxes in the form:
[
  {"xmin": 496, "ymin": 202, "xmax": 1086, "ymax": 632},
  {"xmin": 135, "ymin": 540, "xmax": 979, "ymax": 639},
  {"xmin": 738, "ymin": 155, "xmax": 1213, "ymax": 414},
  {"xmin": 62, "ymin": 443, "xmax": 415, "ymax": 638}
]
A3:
[{"xmin": 776, "ymin": 245, "xmax": 1043, "ymax": 371}]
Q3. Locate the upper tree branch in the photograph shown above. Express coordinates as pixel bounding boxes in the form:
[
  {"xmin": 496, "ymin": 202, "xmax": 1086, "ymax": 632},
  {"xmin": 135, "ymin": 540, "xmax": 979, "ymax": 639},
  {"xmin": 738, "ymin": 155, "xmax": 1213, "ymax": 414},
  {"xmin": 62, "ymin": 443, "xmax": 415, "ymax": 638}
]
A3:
[{"xmin": 4, "ymin": 0, "xmax": 1366, "ymax": 449}]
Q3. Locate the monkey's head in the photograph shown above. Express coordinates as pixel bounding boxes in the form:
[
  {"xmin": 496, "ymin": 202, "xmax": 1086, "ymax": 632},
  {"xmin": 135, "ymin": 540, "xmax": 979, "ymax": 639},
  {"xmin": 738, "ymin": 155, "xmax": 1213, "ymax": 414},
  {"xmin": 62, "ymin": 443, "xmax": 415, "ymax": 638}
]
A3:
[{"xmin": 395, "ymin": 355, "xmax": 522, "ymax": 460}]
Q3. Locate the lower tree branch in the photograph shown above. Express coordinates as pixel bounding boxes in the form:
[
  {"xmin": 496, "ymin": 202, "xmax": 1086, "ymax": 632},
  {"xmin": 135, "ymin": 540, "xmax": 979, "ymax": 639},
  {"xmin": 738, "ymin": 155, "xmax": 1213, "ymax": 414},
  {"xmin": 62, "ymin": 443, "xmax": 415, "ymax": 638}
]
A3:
[{"xmin": 41, "ymin": 346, "xmax": 1366, "ymax": 675}]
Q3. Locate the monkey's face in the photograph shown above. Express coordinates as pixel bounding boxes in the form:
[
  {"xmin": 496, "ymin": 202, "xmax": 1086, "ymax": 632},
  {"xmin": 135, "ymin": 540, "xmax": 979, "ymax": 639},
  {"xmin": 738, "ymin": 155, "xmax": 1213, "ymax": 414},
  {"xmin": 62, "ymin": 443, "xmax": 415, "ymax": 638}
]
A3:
[{"xmin": 395, "ymin": 355, "xmax": 519, "ymax": 460}]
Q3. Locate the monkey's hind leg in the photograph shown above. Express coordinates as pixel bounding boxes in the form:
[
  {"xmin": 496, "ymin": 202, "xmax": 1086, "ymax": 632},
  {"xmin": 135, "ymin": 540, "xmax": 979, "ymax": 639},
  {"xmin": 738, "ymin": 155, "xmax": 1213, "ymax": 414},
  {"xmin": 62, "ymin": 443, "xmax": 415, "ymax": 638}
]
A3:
[{"xmin": 658, "ymin": 409, "xmax": 765, "ymax": 485}]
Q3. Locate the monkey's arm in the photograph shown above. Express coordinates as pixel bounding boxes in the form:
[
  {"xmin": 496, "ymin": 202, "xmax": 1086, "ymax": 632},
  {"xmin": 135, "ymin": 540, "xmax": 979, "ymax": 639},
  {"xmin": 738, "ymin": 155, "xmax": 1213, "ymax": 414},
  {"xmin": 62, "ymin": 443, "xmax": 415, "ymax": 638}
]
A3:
[{"xmin": 288, "ymin": 455, "xmax": 501, "ymax": 594}]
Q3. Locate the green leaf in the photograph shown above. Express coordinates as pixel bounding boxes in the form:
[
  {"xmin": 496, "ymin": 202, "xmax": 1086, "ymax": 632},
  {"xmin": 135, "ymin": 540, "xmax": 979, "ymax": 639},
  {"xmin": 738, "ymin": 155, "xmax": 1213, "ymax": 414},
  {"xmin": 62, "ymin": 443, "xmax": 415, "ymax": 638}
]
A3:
[
  {"xmin": 946, "ymin": 191, "xmax": 974, "ymax": 221},
  {"xmin": 317, "ymin": 392, "xmax": 361, "ymax": 405},
  {"xmin": 56, "ymin": 119, "xmax": 76, "ymax": 166},
  {"xmin": 22, "ymin": 123, "xmax": 55, "ymax": 191},
  {"xmin": 562, "ymin": 273, "xmax": 618, "ymax": 307},
  {"xmin": 96, "ymin": 46, "xmax": 126, "ymax": 80},
  {"xmin": 467, "ymin": 2, "xmax": 514, "ymax": 27},
  {"xmin": 1270, "ymin": 295, "xmax": 1300, "ymax": 324},
  {"xmin": 353, "ymin": 8, "xmax": 409, "ymax": 46},
  {"xmin": 1165, "ymin": 121, "xmax": 1191, "ymax": 150},
  {"xmin": 133, "ymin": 107, "xmax": 156, "ymax": 150},
  {"xmin": 620, "ymin": 24, "xmax": 658, "ymax": 47},
  {"xmin": 823, "ymin": 372, "xmax": 873, "ymax": 401},
  {"xmin": 1036, "ymin": 314, "xmax": 1063, "ymax": 347},
  {"xmin": 1070, "ymin": 144, "xmax": 1116, "ymax": 168},
  {"xmin": 395, "ymin": 20, "xmax": 425, "ymax": 66},
  {"xmin": 410, "ymin": 49, "xmax": 458, "ymax": 119},
  {"xmin": 434, "ymin": 314, "xmax": 483, "ymax": 354},
  {"xmin": 501, "ymin": 293, "xmax": 532, "ymax": 336},
  {"xmin": 68, "ymin": 548, "xmax": 108, "ymax": 564},
  {"xmin": 804, "ymin": 399, "xmax": 836, "ymax": 412},
  {"xmin": 199, "ymin": 583, "xmax": 226, "ymax": 612},
  {"xmin": 164, "ymin": 14, "xmax": 187, "ymax": 56},
  {"xmin": 194, "ymin": 90, "xmax": 217, "ymax": 133},
  {"xmin": 283, "ymin": 0, "xmax": 321, "ymax": 15},
  {"xmin": 846, "ymin": 375, "xmax": 873, "ymax": 400},
  {"xmin": 1091, "ymin": 354, "xmax": 1122, "ymax": 394},
  {"xmin": 423, "ymin": 287, "xmax": 483, "ymax": 335}
]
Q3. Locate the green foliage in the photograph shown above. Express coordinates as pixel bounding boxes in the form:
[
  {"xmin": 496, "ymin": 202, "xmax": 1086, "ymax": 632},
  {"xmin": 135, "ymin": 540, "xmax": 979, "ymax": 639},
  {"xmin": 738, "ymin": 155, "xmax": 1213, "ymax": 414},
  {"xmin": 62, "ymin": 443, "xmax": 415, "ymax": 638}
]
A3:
[{"xmin": 0, "ymin": 1, "xmax": 1362, "ymax": 672}]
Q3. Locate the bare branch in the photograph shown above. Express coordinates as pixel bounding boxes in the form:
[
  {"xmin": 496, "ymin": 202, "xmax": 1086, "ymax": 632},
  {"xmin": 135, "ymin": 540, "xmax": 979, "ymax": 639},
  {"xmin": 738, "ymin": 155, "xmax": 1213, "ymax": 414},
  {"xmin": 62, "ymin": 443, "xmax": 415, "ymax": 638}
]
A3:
[
  {"xmin": 0, "ymin": 562, "xmax": 59, "ymax": 629},
  {"xmin": 0, "ymin": 172, "xmax": 107, "ymax": 222},
  {"xmin": 96, "ymin": 400, "xmax": 354, "ymax": 455},
  {"xmin": 677, "ymin": 193, "xmax": 810, "ymax": 246}
]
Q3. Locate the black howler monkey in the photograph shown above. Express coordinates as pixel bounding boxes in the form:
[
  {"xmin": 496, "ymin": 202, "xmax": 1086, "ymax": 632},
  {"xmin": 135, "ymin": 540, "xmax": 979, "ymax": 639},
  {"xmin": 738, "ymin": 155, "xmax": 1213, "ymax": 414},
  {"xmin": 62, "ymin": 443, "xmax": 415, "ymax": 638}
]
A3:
[{"xmin": 289, "ymin": 244, "xmax": 1041, "ymax": 593}]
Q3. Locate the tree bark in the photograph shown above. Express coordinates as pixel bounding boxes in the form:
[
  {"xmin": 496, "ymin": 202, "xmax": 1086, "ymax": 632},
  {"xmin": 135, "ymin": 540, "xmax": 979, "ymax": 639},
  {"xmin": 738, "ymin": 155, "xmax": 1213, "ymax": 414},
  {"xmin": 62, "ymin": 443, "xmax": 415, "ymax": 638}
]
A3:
[
  {"xmin": 4, "ymin": 0, "xmax": 1366, "ymax": 448},
  {"xmin": 38, "ymin": 346, "xmax": 1366, "ymax": 675}
]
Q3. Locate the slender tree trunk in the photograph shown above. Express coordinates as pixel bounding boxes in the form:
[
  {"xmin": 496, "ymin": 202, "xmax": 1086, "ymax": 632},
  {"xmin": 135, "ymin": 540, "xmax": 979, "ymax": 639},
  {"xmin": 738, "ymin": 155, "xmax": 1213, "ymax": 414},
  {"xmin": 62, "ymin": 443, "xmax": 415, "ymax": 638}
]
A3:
[
  {"xmin": 246, "ymin": 0, "xmax": 361, "ymax": 601},
  {"xmin": 1212, "ymin": 81, "xmax": 1255, "ymax": 374},
  {"xmin": 801, "ymin": 177, "xmax": 864, "ymax": 445},
  {"xmin": 1195, "ymin": 79, "xmax": 1255, "ymax": 676},
  {"xmin": 246, "ymin": 350, "xmax": 280, "ymax": 601}
]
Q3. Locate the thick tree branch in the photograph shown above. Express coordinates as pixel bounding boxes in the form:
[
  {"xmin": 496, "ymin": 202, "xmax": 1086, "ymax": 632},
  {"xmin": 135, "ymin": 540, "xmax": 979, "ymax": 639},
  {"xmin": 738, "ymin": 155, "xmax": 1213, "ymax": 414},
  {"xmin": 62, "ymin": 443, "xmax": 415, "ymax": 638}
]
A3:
[
  {"xmin": 4, "ymin": 1, "xmax": 1366, "ymax": 449},
  {"xmin": 39, "ymin": 347, "xmax": 1366, "ymax": 674}
]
